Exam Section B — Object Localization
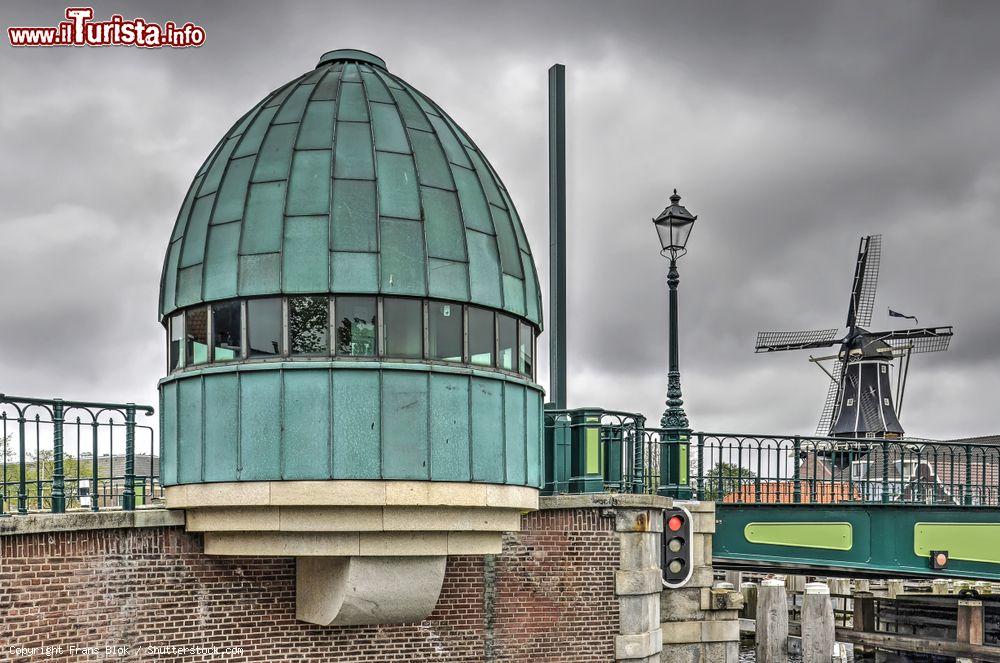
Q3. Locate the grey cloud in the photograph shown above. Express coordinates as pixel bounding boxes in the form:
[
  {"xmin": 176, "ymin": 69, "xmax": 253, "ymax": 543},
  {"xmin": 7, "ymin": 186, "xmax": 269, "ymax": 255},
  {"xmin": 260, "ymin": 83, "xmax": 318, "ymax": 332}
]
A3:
[{"xmin": 1, "ymin": 0, "xmax": 997, "ymax": 440}]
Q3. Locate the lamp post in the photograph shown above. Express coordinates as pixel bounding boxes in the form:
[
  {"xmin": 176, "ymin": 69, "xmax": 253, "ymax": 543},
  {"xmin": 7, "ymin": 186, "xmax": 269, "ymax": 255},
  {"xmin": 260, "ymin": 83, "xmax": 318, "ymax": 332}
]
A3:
[{"xmin": 652, "ymin": 189, "xmax": 697, "ymax": 498}]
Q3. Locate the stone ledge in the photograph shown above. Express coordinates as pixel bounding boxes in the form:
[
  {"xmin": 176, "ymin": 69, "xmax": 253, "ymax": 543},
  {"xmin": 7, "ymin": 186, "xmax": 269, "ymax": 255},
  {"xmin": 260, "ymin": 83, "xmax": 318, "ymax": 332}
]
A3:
[
  {"xmin": 540, "ymin": 493, "xmax": 672, "ymax": 511},
  {"xmin": 0, "ymin": 507, "xmax": 183, "ymax": 536}
]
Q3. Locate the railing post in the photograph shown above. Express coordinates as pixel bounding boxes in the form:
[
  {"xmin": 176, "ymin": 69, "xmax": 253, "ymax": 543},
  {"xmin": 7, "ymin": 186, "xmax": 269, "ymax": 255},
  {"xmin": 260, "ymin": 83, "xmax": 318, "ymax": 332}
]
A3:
[
  {"xmin": 91, "ymin": 420, "xmax": 99, "ymax": 512},
  {"xmin": 633, "ymin": 415, "xmax": 646, "ymax": 494},
  {"xmin": 51, "ymin": 400, "xmax": 65, "ymax": 513},
  {"xmin": 881, "ymin": 442, "xmax": 890, "ymax": 505},
  {"xmin": 123, "ymin": 403, "xmax": 136, "ymax": 511},
  {"xmin": 695, "ymin": 433, "xmax": 705, "ymax": 500},
  {"xmin": 17, "ymin": 412, "xmax": 27, "ymax": 514},
  {"xmin": 964, "ymin": 444, "xmax": 973, "ymax": 506},
  {"xmin": 792, "ymin": 436, "xmax": 802, "ymax": 504}
]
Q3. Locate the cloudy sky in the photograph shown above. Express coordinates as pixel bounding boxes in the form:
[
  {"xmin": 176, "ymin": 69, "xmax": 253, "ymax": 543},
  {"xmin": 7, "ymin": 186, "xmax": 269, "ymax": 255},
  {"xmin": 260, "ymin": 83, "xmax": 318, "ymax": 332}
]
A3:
[{"xmin": 2, "ymin": 0, "xmax": 998, "ymax": 440}]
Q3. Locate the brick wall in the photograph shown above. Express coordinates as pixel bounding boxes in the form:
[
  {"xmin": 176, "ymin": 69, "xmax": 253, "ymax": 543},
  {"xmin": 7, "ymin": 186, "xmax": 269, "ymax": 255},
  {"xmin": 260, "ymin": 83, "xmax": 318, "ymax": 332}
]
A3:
[{"xmin": 0, "ymin": 508, "xmax": 618, "ymax": 662}]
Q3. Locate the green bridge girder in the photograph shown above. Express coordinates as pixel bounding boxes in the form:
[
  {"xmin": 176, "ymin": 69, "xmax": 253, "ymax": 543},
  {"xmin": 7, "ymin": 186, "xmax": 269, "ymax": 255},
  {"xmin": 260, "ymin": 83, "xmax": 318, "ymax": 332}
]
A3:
[{"xmin": 714, "ymin": 504, "xmax": 1000, "ymax": 581}]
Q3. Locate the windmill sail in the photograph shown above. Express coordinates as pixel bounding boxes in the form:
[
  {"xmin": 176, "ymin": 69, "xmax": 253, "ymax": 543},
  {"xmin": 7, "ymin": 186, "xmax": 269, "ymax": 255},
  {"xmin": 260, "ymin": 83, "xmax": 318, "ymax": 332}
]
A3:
[
  {"xmin": 846, "ymin": 235, "xmax": 881, "ymax": 329},
  {"xmin": 755, "ymin": 329, "xmax": 841, "ymax": 353},
  {"xmin": 815, "ymin": 359, "xmax": 843, "ymax": 436}
]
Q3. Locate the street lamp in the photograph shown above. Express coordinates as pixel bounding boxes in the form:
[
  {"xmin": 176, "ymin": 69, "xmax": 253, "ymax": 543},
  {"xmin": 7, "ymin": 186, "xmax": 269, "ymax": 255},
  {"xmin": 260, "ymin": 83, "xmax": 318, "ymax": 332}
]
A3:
[{"xmin": 652, "ymin": 189, "xmax": 697, "ymax": 498}]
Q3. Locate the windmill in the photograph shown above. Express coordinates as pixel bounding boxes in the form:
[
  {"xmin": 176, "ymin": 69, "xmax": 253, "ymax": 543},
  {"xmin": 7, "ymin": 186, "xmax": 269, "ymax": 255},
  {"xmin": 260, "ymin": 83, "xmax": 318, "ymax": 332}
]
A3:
[{"xmin": 755, "ymin": 235, "xmax": 954, "ymax": 439}]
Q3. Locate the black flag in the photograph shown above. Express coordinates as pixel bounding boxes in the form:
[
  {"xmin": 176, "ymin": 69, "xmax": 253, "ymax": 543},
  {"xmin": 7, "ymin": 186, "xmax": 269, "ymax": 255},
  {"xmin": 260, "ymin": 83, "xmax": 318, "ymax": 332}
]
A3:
[{"xmin": 888, "ymin": 308, "xmax": 918, "ymax": 325}]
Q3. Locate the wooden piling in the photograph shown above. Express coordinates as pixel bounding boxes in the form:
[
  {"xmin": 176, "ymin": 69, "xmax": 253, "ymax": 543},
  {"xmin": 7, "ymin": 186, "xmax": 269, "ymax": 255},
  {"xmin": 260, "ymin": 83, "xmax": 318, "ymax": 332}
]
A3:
[
  {"xmin": 756, "ymin": 578, "xmax": 789, "ymax": 663},
  {"xmin": 852, "ymin": 591, "xmax": 876, "ymax": 662},
  {"xmin": 741, "ymin": 582, "xmax": 758, "ymax": 620},
  {"xmin": 802, "ymin": 582, "xmax": 834, "ymax": 663},
  {"xmin": 957, "ymin": 600, "xmax": 984, "ymax": 647}
]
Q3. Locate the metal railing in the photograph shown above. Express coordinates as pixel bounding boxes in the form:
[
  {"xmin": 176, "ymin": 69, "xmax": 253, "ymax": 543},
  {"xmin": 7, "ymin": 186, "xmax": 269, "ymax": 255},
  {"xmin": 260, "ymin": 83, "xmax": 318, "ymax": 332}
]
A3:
[
  {"xmin": 0, "ymin": 394, "xmax": 159, "ymax": 515},
  {"xmin": 542, "ymin": 410, "xmax": 1000, "ymax": 507},
  {"xmin": 690, "ymin": 433, "xmax": 1000, "ymax": 506},
  {"xmin": 542, "ymin": 408, "xmax": 648, "ymax": 495}
]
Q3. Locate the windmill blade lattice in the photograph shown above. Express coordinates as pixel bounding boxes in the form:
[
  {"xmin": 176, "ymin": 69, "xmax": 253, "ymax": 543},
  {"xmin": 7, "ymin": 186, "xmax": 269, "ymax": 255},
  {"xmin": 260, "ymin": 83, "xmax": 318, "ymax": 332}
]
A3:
[
  {"xmin": 888, "ymin": 334, "xmax": 952, "ymax": 354},
  {"xmin": 815, "ymin": 359, "xmax": 843, "ymax": 436},
  {"xmin": 755, "ymin": 328, "xmax": 840, "ymax": 353},
  {"xmin": 847, "ymin": 234, "xmax": 881, "ymax": 329}
]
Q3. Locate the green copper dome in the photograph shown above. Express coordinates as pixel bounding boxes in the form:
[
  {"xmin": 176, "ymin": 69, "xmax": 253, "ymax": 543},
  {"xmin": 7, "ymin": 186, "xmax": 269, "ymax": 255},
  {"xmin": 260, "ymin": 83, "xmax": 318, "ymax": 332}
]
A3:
[{"xmin": 160, "ymin": 49, "xmax": 542, "ymax": 327}]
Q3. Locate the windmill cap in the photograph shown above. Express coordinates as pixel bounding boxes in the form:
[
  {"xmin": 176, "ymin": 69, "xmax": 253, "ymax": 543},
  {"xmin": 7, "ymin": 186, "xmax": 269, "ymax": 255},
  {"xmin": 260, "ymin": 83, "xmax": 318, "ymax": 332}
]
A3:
[{"xmin": 317, "ymin": 49, "xmax": 387, "ymax": 70}]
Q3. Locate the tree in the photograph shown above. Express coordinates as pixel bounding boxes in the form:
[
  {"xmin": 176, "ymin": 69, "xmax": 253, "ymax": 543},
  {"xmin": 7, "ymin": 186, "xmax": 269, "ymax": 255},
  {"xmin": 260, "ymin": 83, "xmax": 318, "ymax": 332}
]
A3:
[{"xmin": 702, "ymin": 462, "xmax": 757, "ymax": 501}]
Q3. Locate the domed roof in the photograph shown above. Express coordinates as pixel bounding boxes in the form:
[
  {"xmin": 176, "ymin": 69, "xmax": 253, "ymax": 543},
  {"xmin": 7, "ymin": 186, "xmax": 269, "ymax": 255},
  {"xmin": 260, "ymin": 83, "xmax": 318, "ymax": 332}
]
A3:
[{"xmin": 160, "ymin": 49, "xmax": 542, "ymax": 327}]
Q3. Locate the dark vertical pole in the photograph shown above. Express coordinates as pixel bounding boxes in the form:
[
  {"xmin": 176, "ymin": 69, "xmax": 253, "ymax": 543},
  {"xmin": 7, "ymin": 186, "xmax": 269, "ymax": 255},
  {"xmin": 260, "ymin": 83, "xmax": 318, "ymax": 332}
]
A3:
[
  {"xmin": 17, "ymin": 411, "xmax": 27, "ymax": 514},
  {"xmin": 548, "ymin": 64, "xmax": 567, "ymax": 410},
  {"xmin": 52, "ymin": 400, "xmax": 65, "ymax": 513},
  {"xmin": 659, "ymin": 258, "xmax": 692, "ymax": 498},
  {"xmin": 123, "ymin": 404, "xmax": 136, "ymax": 511}
]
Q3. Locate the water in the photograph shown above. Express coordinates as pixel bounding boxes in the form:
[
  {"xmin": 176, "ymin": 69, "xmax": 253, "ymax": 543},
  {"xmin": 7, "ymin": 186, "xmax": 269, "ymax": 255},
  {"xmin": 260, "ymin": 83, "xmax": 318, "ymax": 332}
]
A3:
[{"xmin": 738, "ymin": 642, "xmax": 803, "ymax": 662}]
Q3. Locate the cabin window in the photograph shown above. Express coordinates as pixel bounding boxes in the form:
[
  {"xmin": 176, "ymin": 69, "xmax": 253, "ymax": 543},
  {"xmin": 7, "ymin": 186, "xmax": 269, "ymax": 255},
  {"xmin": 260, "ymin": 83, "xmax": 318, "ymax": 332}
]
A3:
[
  {"xmin": 519, "ymin": 321, "xmax": 534, "ymax": 378},
  {"xmin": 212, "ymin": 301, "xmax": 242, "ymax": 362},
  {"xmin": 247, "ymin": 298, "xmax": 282, "ymax": 357},
  {"xmin": 468, "ymin": 307, "xmax": 494, "ymax": 367},
  {"xmin": 185, "ymin": 307, "xmax": 209, "ymax": 366},
  {"xmin": 168, "ymin": 313, "xmax": 184, "ymax": 371},
  {"xmin": 383, "ymin": 298, "xmax": 422, "ymax": 358},
  {"xmin": 289, "ymin": 296, "xmax": 329, "ymax": 355},
  {"xmin": 497, "ymin": 314, "xmax": 517, "ymax": 371},
  {"xmin": 335, "ymin": 296, "xmax": 377, "ymax": 356},
  {"xmin": 428, "ymin": 301, "xmax": 462, "ymax": 362}
]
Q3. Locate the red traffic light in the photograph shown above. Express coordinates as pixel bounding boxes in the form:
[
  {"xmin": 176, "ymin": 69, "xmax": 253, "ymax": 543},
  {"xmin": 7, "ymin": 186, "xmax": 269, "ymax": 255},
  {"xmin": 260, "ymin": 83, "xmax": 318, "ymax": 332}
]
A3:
[
  {"xmin": 667, "ymin": 515, "xmax": 684, "ymax": 532},
  {"xmin": 931, "ymin": 550, "xmax": 949, "ymax": 570}
]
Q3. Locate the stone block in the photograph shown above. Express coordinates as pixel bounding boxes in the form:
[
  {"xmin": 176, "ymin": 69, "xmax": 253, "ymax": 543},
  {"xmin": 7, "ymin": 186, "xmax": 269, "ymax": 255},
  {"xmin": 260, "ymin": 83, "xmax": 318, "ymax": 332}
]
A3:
[
  {"xmin": 701, "ymin": 618, "xmax": 739, "ymax": 643},
  {"xmin": 617, "ymin": 569, "xmax": 663, "ymax": 596},
  {"xmin": 620, "ymin": 594, "xmax": 660, "ymax": 634},
  {"xmin": 659, "ymin": 643, "xmax": 701, "ymax": 663},
  {"xmin": 616, "ymin": 508, "xmax": 664, "ymax": 533},
  {"xmin": 615, "ymin": 628, "xmax": 663, "ymax": 660},
  {"xmin": 661, "ymin": 620, "xmax": 702, "ymax": 644},
  {"xmin": 661, "ymin": 587, "xmax": 704, "ymax": 622},
  {"xmin": 619, "ymin": 532, "xmax": 659, "ymax": 570},
  {"xmin": 278, "ymin": 506, "xmax": 383, "ymax": 531},
  {"xmin": 447, "ymin": 531, "xmax": 503, "ymax": 554},
  {"xmin": 358, "ymin": 532, "xmax": 448, "ymax": 556}
]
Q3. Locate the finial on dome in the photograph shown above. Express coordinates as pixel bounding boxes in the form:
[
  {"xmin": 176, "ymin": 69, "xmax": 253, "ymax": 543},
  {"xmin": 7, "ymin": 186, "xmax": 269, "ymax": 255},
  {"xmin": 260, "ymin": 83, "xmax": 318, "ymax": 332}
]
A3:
[{"xmin": 317, "ymin": 49, "xmax": 387, "ymax": 70}]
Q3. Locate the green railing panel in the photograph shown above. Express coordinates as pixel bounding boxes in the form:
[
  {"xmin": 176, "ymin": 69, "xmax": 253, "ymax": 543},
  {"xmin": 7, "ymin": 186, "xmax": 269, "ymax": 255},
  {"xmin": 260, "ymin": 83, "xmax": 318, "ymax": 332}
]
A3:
[{"xmin": 914, "ymin": 523, "xmax": 1000, "ymax": 565}]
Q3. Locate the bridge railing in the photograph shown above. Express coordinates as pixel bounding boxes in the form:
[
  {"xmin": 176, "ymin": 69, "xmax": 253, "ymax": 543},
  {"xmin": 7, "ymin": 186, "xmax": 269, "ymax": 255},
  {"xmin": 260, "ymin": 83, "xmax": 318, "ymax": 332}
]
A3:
[
  {"xmin": 0, "ymin": 394, "xmax": 159, "ymax": 515},
  {"xmin": 690, "ymin": 433, "xmax": 1000, "ymax": 507},
  {"xmin": 542, "ymin": 407, "xmax": 648, "ymax": 495},
  {"xmin": 541, "ymin": 410, "xmax": 1000, "ymax": 506}
]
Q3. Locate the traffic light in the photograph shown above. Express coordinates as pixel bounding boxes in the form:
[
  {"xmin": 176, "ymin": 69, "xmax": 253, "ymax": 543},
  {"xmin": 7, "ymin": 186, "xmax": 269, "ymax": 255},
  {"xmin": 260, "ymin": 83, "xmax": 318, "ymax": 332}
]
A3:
[
  {"xmin": 662, "ymin": 505, "xmax": 693, "ymax": 588},
  {"xmin": 930, "ymin": 550, "xmax": 949, "ymax": 570}
]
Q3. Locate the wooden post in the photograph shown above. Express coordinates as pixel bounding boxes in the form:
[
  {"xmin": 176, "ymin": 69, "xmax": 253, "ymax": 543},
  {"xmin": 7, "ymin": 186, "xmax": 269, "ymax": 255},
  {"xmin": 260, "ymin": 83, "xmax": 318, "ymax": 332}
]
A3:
[
  {"xmin": 854, "ymin": 578, "xmax": 870, "ymax": 593},
  {"xmin": 725, "ymin": 570, "xmax": 743, "ymax": 587},
  {"xmin": 853, "ymin": 591, "xmax": 876, "ymax": 662},
  {"xmin": 802, "ymin": 582, "xmax": 834, "ymax": 663},
  {"xmin": 756, "ymin": 578, "xmax": 789, "ymax": 663},
  {"xmin": 741, "ymin": 582, "xmax": 758, "ymax": 620},
  {"xmin": 956, "ymin": 600, "xmax": 984, "ymax": 646}
]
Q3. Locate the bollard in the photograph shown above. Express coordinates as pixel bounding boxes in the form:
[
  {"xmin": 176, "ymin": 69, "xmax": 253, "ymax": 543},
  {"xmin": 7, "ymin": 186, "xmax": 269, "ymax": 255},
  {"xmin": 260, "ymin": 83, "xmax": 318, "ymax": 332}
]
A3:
[
  {"xmin": 756, "ymin": 578, "xmax": 789, "ymax": 663},
  {"xmin": 801, "ymin": 582, "xmax": 834, "ymax": 663}
]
